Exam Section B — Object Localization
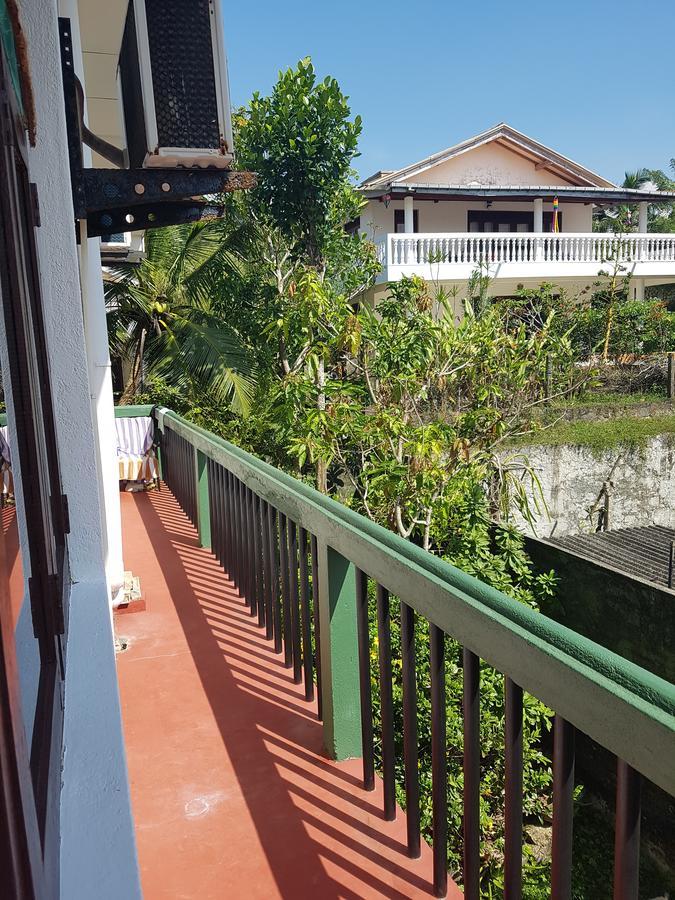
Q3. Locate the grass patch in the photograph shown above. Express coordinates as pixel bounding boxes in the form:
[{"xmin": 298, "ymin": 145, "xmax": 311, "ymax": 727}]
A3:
[
  {"xmin": 509, "ymin": 414, "xmax": 675, "ymax": 453},
  {"xmin": 550, "ymin": 390, "xmax": 668, "ymax": 410}
]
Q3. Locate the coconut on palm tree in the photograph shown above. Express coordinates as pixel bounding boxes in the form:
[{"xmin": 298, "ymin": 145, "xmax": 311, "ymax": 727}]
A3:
[{"xmin": 105, "ymin": 220, "xmax": 256, "ymax": 414}]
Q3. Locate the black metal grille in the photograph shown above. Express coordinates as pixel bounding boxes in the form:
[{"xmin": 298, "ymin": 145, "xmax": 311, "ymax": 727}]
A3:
[{"xmin": 145, "ymin": 0, "xmax": 220, "ymax": 150}]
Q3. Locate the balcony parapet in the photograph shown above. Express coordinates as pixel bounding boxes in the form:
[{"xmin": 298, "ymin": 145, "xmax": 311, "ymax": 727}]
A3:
[{"xmin": 374, "ymin": 232, "xmax": 675, "ymax": 283}]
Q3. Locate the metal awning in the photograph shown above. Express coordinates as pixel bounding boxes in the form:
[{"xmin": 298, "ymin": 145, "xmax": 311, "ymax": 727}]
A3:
[{"xmin": 551, "ymin": 525, "xmax": 675, "ymax": 588}]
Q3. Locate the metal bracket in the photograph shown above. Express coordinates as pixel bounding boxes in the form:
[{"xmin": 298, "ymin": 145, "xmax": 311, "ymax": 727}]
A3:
[
  {"xmin": 58, "ymin": 17, "xmax": 255, "ymax": 234},
  {"xmin": 86, "ymin": 198, "xmax": 226, "ymax": 238}
]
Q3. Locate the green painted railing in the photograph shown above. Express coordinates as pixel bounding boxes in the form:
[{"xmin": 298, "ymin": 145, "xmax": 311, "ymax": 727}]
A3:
[
  {"xmin": 153, "ymin": 408, "xmax": 675, "ymax": 783},
  {"xmin": 134, "ymin": 405, "xmax": 673, "ymax": 896}
]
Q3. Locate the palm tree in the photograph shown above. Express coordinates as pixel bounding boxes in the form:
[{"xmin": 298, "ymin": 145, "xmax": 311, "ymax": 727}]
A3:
[
  {"xmin": 105, "ymin": 220, "xmax": 256, "ymax": 414},
  {"xmin": 594, "ymin": 170, "xmax": 651, "ymax": 232}
]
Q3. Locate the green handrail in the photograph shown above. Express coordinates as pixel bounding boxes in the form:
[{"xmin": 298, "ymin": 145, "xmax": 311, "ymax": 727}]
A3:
[
  {"xmin": 154, "ymin": 407, "xmax": 675, "ymax": 793},
  {"xmin": 114, "ymin": 404, "xmax": 155, "ymax": 418}
]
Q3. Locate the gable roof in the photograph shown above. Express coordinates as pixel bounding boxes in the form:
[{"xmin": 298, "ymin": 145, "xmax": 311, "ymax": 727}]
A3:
[{"xmin": 360, "ymin": 123, "xmax": 617, "ymax": 190}]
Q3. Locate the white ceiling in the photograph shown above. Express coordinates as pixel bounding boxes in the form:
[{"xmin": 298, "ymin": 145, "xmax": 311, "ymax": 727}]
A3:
[{"xmin": 77, "ymin": 0, "xmax": 128, "ymax": 166}]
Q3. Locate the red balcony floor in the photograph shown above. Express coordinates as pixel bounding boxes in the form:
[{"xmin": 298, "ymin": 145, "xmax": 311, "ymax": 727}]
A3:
[{"xmin": 116, "ymin": 487, "xmax": 461, "ymax": 899}]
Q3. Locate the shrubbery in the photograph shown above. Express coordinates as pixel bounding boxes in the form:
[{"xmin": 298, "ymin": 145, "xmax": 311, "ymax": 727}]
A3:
[{"xmin": 569, "ymin": 299, "xmax": 675, "ymax": 359}]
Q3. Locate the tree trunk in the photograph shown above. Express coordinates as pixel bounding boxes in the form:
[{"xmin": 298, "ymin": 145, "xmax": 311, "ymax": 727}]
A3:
[{"xmin": 119, "ymin": 328, "xmax": 147, "ymax": 404}]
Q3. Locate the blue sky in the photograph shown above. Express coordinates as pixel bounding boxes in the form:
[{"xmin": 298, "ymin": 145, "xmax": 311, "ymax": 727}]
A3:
[{"xmin": 222, "ymin": 0, "xmax": 675, "ymax": 186}]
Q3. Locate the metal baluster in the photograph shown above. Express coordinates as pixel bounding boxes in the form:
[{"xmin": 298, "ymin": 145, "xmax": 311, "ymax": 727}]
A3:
[
  {"xmin": 279, "ymin": 514, "xmax": 292, "ymax": 667},
  {"xmin": 310, "ymin": 534, "xmax": 323, "ymax": 720},
  {"xmin": 232, "ymin": 476, "xmax": 241, "ymax": 592},
  {"xmin": 262, "ymin": 500, "xmax": 274, "ymax": 639},
  {"xmin": 613, "ymin": 760, "xmax": 641, "ymax": 900},
  {"xmin": 376, "ymin": 584, "xmax": 396, "ymax": 821},
  {"xmin": 463, "ymin": 648, "xmax": 480, "ymax": 900},
  {"xmin": 215, "ymin": 462, "xmax": 223, "ymax": 566},
  {"xmin": 551, "ymin": 716, "xmax": 575, "ymax": 900},
  {"xmin": 225, "ymin": 470, "xmax": 234, "ymax": 576},
  {"xmin": 254, "ymin": 494, "xmax": 265, "ymax": 629},
  {"xmin": 288, "ymin": 520, "xmax": 302, "ymax": 683},
  {"xmin": 225, "ymin": 468, "xmax": 232, "ymax": 572},
  {"xmin": 246, "ymin": 488, "xmax": 256, "ymax": 617},
  {"xmin": 355, "ymin": 568, "xmax": 374, "ymax": 790},
  {"xmin": 430, "ymin": 624, "xmax": 447, "ymax": 898},
  {"xmin": 238, "ymin": 479, "xmax": 247, "ymax": 599},
  {"xmin": 298, "ymin": 527, "xmax": 314, "ymax": 700},
  {"xmin": 504, "ymin": 677, "xmax": 523, "ymax": 899},
  {"xmin": 267, "ymin": 505, "xmax": 282, "ymax": 652},
  {"xmin": 401, "ymin": 602, "xmax": 421, "ymax": 858}
]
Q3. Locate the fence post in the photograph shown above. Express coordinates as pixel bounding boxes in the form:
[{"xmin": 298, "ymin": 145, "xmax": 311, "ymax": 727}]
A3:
[
  {"xmin": 668, "ymin": 352, "xmax": 675, "ymax": 400},
  {"xmin": 316, "ymin": 540, "xmax": 362, "ymax": 761},
  {"xmin": 195, "ymin": 449, "xmax": 211, "ymax": 549}
]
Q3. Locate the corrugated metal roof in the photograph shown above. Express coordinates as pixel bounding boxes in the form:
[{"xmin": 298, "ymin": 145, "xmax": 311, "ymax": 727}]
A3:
[{"xmin": 551, "ymin": 525, "xmax": 675, "ymax": 588}]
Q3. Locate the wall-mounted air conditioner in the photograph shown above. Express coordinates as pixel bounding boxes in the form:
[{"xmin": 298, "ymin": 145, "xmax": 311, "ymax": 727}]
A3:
[{"xmin": 118, "ymin": 0, "xmax": 234, "ymax": 169}]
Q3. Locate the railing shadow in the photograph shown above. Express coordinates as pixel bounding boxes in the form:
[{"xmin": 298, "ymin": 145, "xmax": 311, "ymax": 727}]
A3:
[{"xmin": 129, "ymin": 486, "xmax": 437, "ymax": 899}]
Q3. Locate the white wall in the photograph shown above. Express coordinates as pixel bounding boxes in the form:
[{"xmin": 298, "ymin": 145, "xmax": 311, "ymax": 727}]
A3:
[
  {"xmin": 15, "ymin": 3, "xmax": 140, "ymax": 896},
  {"xmin": 401, "ymin": 141, "xmax": 578, "ymax": 187},
  {"xmin": 360, "ymin": 198, "xmax": 593, "ymax": 240},
  {"xmin": 21, "ymin": 1, "xmax": 108, "ymax": 584}
]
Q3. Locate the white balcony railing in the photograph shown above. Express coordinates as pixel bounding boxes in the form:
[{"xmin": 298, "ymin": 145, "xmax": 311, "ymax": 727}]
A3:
[{"xmin": 383, "ymin": 232, "xmax": 675, "ymax": 268}]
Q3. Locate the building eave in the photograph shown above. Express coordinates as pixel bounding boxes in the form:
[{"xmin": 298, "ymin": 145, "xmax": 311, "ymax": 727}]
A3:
[{"xmin": 360, "ymin": 183, "xmax": 675, "ymax": 205}]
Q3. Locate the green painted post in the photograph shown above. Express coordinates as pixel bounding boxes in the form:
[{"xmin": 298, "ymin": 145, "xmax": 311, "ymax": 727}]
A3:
[
  {"xmin": 195, "ymin": 449, "xmax": 211, "ymax": 549},
  {"xmin": 316, "ymin": 540, "xmax": 362, "ymax": 760}
]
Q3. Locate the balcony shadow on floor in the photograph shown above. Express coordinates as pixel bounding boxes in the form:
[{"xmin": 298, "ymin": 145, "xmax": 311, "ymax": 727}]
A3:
[{"xmin": 129, "ymin": 486, "xmax": 442, "ymax": 899}]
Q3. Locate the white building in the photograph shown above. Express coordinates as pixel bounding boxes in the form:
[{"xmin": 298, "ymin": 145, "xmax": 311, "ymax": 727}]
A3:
[{"xmin": 358, "ymin": 124, "xmax": 675, "ymax": 310}]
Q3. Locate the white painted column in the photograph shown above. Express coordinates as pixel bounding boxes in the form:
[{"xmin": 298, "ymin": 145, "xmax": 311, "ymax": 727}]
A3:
[
  {"xmin": 638, "ymin": 202, "xmax": 649, "ymax": 233},
  {"xmin": 60, "ymin": 0, "xmax": 125, "ymax": 595},
  {"xmin": 632, "ymin": 278, "xmax": 645, "ymax": 301},
  {"xmin": 533, "ymin": 198, "xmax": 544, "ymax": 260},
  {"xmin": 403, "ymin": 195, "xmax": 415, "ymax": 234},
  {"xmin": 79, "ymin": 226, "xmax": 126, "ymax": 595},
  {"xmin": 533, "ymin": 198, "xmax": 544, "ymax": 232}
]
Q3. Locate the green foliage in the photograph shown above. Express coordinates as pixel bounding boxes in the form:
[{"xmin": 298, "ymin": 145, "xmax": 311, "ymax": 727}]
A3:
[
  {"xmin": 235, "ymin": 57, "xmax": 363, "ymax": 267},
  {"xmin": 569, "ymin": 300, "xmax": 675, "ymax": 359},
  {"xmin": 255, "ymin": 273, "xmax": 563, "ymax": 890},
  {"xmin": 106, "ymin": 222, "xmax": 256, "ymax": 413}
]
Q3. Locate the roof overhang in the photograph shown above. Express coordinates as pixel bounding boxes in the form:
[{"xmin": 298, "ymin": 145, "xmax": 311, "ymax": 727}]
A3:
[
  {"xmin": 360, "ymin": 183, "xmax": 675, "ymax": 205},
  {"xmin": 77, "ymin": 0, "xmax": 128, "ymax": 166}
]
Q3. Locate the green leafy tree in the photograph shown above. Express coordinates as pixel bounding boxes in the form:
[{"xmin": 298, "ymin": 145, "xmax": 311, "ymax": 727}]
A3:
[
  {"xmin": 105, "ymin": 221, "xmax": 256, "ymax": 414},
  {"xmin": 274, "ymin": 274, "xmax": 567, "ymax": 890},
  {"xmin": 235, "ymin": 57, "xmax": 363, "ymax": 270},
  {"xmin": 230, "ymin": 58, "xmax": 377, "ymax": 490}
]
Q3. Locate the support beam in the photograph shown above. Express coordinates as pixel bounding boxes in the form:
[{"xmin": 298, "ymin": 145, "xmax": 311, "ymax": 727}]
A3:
[
  {"xmin": 632, "ymin": 278, "xmax": 645, "ymax": 301},
  {"xmin": 638, "ymin": 202, "xmax": 648, "ymax": 234},
  {"xmin": 317, "ymin": 542, "xmax": 362, "ymax": 760},
  {"xmin": 404, "ymin": 195, "xmax": 415, "ymax": 234},
  {"xmin": 195, "ymin": 449, "xmax": 211, "ymax": 549}
]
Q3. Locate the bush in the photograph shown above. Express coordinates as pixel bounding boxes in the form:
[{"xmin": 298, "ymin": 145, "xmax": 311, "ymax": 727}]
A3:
[{"xmin": 570, "ymin": 300, "xmax": 675, "ymax": 359}]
